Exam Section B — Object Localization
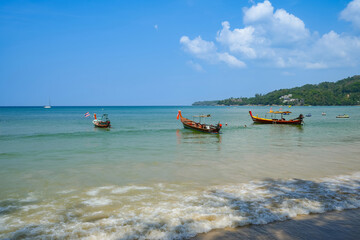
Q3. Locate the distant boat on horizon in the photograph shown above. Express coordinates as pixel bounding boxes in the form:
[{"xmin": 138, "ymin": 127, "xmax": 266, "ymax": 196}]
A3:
[
  {"xmin": 336, "ymin": 114, "xmax": 349, "ymax": 118},
  {"xmin": 44, "ymin": 98, "xmax": 51, "ymax": 109}
]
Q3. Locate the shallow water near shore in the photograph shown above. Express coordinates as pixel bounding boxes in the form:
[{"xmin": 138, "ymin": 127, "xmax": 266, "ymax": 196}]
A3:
[{"xmin": 1, "ymin": 106, "xmax": 360, "ymax": 239}]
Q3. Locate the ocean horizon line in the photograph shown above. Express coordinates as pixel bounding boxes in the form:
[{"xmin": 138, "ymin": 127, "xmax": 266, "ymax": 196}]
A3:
[
  {"xmin": 0, "ymin": 105, "xmax": 194, "ymax": 108},
  {"xmin": 1, "ymin": 105, "xmax": 360, "ymax": 108}
]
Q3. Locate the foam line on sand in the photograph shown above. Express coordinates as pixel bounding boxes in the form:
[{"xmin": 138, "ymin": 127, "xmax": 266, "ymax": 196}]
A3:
[{"xmin": 190, "ymin": 209, "xmax": 360, "ymax": 240}]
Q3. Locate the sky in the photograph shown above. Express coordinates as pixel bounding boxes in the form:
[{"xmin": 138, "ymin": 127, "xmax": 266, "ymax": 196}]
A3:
[{"xmin": 0, "ymin": 0, "xmax": 360, "ymax": 106}]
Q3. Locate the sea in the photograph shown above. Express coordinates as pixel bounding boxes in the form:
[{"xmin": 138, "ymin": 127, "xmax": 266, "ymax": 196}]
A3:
[{"xmin": 0, "ymin": 106, "xmax": 360, "ymax": 239}]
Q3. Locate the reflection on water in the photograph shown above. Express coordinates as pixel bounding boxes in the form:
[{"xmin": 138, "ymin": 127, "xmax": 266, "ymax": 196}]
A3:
[
  {"xmin": 268, "ymin": 124, "xmax": 304, "ymax": 133},
  {"xmin": 93, "ymin": 127, "xmax": 111, "ymax": 132},
  {"xmin": 251, "ymin": 123, "xmax": 304, "ymax": 132},
  {"xmin": 176, "ymin": 129, "xmax": 222, "ymax": 144}
]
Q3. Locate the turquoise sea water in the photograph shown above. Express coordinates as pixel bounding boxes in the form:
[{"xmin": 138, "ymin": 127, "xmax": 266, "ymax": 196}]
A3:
[{"xmin": 1, "ymin": 106, "xmax": 360, "ymax": 239}]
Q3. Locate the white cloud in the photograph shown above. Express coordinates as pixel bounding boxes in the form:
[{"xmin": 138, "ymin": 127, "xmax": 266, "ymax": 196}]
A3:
[
  {"xmin": 154, "ymin": 24, "xmax": 158, "ymax": 30},
  {"xmin": 180, "ymin": 36, "xmax": 216, "ymax": 58},
  {"xmin": 180, "ymin": 0, "xmax": 360, "ymax": 69},
  {"xmin": 180, "ymin": 35, "xmax": 245, "ymax": 68},
  {"xmin": 282, "ymin": 71, "xmax": 295, "ymax": 76},
  {"xmin": 305, "ymin": 62, "xmax": 328, "ymax": 69},
  {"xmin": 244, "ymin": 0, "xmax": 309, "ymax": 44},
  {"xmin": 216, "ymin": 21, "xmax": 258, "ymax": 58},
  {"xmin": 340, "ymin": 0, "xmax": 360, "ymax": 29},
  {"xmin": 243, "ymin": 0, "xmax": 273, "ymax": 24},
  {"xmin": 310, "ymin": 31, "xmax": 360, "ymax": 67},
  {"xmin": 217, "ymin": 52, "xmax": 246, "ymax": 68},
  {"xmin": 215, "ymin": 0, "xmax": 310, "ymax": 66},
  {"xmin": 187, "ymin": 61, "xmax": 205, "ymax": 72},
  {"xmin": 272, "ymin": 8, "xmax": 309, "ymax": 42}
]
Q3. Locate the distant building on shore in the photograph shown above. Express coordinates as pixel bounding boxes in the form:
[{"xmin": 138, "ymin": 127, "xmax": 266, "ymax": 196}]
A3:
[{"xmin": 279, "ymin": 94, "xmax": 302, "ymax": 105}]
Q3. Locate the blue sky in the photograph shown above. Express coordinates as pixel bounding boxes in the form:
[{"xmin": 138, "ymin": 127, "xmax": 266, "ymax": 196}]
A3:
[{"xmin": 0, "ymin": 0, "xmax": 360, "ymax": 106}]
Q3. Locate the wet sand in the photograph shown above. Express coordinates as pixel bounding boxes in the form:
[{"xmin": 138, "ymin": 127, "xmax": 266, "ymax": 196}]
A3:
[{"xmin": 191, "ymin": 209, "xmax": 360, "ymax": 240}]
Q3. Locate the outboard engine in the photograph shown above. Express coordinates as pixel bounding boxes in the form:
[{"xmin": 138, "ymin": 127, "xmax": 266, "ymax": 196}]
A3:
[
  {"xmin": 216, "ymin": 123, "xmax": 222, "ymax": 132},
  {"xmin": 294, "ymin": 114, "xmax": 304, "ymax": 120}
]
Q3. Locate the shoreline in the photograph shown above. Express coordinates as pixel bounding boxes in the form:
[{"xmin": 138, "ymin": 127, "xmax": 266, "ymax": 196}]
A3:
[{"xmin": 190, "ymin": 208, "xmax": 360, "ymax": 240}]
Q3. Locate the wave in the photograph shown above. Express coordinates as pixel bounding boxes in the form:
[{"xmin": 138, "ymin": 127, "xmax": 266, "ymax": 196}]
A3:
[
  {"xmin": 0, "ymin": 128, "xmax": 186, "ymax": 141},
  {"xmin": 1, "ymin": 172, "xmax": 359, "ymax": 239}
]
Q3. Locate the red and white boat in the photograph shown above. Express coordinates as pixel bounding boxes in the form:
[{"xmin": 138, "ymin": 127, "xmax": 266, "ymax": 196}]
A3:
[{"xmin": 93, "ymin": 113, "xmax": 111, "ymax": 128}]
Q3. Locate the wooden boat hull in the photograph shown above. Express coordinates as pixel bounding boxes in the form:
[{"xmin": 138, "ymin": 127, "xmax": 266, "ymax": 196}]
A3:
[
  {"xmin": 249, "ymin": 111, "xmax": 303, "ymax": 125},
  {"xmin": 177, "ymin": 111, "xmax": 221, "ymax": 133},
  {"xmin": 93, "ymin": 120, "xmax": 111, "ymax": 128},
  {"xmin": 182, "ymin": 122, "xmax": 220, "ymax": 133}
]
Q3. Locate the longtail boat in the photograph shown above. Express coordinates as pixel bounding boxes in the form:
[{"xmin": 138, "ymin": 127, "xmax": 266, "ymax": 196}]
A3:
[
  {"xmin": 177, "ymin": 110, "xmax": 222, "ymax": 133},
  {"xmin": 336, "ymin": 114, "xmax": 349, "ymax": 118},
  {"xmin": 249, "ymin": 110, "xmax": 304, "ymax": 125},
  {"xmin": 93, "ymin": 113, "xmax": 111, "ymax": 128}
]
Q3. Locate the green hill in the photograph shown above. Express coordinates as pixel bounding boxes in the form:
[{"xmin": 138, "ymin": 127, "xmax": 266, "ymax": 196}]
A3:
[
  {"xmin": 192, "ymin": 100, "xmax": 219, "ymax": 106},
  {"xmin": 193, "ymin": 75, "xmax": 360, "ymax": 106}
]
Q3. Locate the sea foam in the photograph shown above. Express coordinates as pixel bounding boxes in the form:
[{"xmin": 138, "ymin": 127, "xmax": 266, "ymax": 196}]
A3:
[
  {"xmin": 1, "ymin": 172, "xmax": 360, "ymax": 240},
  {"xmin": 111, "ymin": 186, "xmax": 153, "ymax": 194},
  {"xmin": 82, "ymin": 198, "xmax": 112, "ymax": 207}
]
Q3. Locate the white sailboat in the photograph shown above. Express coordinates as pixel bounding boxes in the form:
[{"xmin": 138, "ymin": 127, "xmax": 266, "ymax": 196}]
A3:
[{"xmin": 44, "ymin": 98, "xmax": 51, "ymax": 109}]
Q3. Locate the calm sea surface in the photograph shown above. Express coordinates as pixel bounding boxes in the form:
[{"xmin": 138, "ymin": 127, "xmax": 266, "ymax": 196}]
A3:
[{"xmin": 1, "ymin": 106, "xmax": 360, "ymax": 239}]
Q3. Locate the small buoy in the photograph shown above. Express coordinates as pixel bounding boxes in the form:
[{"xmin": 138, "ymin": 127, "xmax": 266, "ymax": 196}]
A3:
[{"xmin": 225, "ymin": 123, "xmax": 228, "ymax": 126}]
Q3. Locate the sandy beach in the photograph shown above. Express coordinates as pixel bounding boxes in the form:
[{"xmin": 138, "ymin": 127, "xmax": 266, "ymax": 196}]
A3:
[{"xmin": 191, "ymin": 209, "xmax": 360, "ymax": 240}]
